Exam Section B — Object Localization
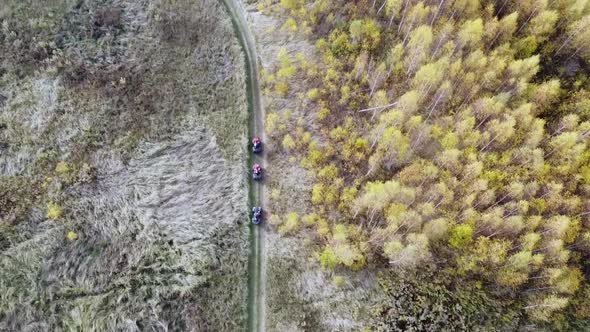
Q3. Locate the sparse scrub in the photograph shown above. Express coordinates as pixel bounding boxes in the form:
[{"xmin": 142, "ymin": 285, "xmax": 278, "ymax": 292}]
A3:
[
  {"xmin": 46, "ymin": 201, "xmax": 63, "ymax": 220},
  {"xmin": 66, "ymin": 230, "xmax": 78, "ymax": 240}
]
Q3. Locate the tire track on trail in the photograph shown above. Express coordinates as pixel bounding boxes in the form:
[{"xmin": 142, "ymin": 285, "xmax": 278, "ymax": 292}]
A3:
[{"xmin": 220, "ymin": 0, "xmax": 267, "ymax": 331}]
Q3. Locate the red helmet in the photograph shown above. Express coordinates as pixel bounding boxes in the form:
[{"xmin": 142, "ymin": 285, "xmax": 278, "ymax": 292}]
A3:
[
  {"xmin": 253, "ymin": 163, "xmax": 261, "ymax": 171},
  {"xmin": 252, "ymin": 137, "xmax": 261, "ymax": 144}
]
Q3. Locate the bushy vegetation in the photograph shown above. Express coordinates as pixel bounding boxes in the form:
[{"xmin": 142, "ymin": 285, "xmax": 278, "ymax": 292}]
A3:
[
  {"xmin": 261, "ymin": 0, "xmax": 590, "ymax": 328},
  {"xmin": 0, "ymin": 0, "xmax": 248, "ymax": 330},
  {"xmin": 371, "ymin": 271, "xmax": 520, "ymax": 331}
]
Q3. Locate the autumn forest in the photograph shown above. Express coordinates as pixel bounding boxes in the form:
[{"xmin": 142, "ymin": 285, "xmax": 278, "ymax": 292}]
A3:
[{"xmin": 261, "ymin": 0, "xmax": 590, "ymax": 329}]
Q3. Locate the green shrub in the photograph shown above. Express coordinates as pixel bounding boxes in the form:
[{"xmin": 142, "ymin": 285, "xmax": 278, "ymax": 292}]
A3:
[{"xmin": 449, "ymin": 224, "xmax": 473, "ymax": 249}]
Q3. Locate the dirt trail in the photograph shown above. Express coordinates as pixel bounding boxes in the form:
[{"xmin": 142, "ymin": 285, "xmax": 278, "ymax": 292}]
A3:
[{"xmin": 221, "ymin": 0, "xmax": 267, "ymax": 331}]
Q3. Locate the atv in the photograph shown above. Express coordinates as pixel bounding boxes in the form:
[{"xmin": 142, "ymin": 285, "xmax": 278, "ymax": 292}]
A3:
[
  {"xmin": 252, "ymin": 137, "xmax": 263, "ymax": 153},
  {"xmin": 252, "ymin": 207, "xmax": 263, "ymax": 225},
  {"xmin": 252, "ymin": 163, "xmax": 263, "ymax": 180}
]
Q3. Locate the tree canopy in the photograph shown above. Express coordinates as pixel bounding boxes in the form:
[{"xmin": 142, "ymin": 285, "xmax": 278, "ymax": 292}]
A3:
[{"xmin": 266, "ymin": 0, "xmax": 590, "ymax": 328}]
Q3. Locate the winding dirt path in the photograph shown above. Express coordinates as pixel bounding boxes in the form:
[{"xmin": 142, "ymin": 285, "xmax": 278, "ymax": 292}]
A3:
[{"xmin": 221, "ymin": 0, "xmax": 267, "ymax": 331}]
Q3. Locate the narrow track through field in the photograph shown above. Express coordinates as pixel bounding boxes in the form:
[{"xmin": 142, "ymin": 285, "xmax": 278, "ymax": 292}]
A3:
[{"xmin": 220, "ymin": 1, "xmax": 267, "ymax": 331}]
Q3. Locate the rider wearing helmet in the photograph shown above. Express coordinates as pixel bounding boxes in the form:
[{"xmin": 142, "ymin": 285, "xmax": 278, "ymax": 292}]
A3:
[
  {"xmin": 252, "ymin": 207, "xmax": 263, "ymax": 224},
  {"xmin": 252, "ymin": 137, "xmax": 263, "ymax": 153},
  {"xmin": 253, "ymin": 163, "xmax": 263, "ymax": 180}
]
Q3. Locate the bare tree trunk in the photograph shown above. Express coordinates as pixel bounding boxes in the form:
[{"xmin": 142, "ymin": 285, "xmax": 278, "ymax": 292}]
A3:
[
  {"xmin": 369, "ymin": 72, "xmax": 382, "ymax": 97},
  {"xmin": 496, "ymin": 0, "xmax": 509, "ymax": 16},
  {"xmin": 430, "ymin": 0, "xmax": 445, "ymax": 26},
  {"xmin": 523, "ymin": 303, "xmax": 562, "ymax": 310},
  {"xmin": 401, "ymin": 14, "xmax": 417, "ymax": 46},
  {"xmin": 357, "ymin": 101, "xmax": 398, "ymax": 113},
  {"xmin": 479, "ymin": 133, "xmax": 499, "ymax": 152},
  {"xmin": 556, "ymin": 26, "xmax": 585, "ymax": 54},
  {"xmin": 377, "ymin": 0, "xmax": 387, "ymax": 15},
  {"xmin": 398, "ymin": 0, "xmax": 409, "ymax": 34},
  {"xmin": 515, "ymin": 7, "xmax": 539, "ymax": 35}
]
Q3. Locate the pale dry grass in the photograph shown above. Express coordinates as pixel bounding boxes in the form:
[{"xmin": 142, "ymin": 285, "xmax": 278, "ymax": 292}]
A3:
[{"xmin": 0, "ymin": 0, "xmax": 249, "ymax": 331}]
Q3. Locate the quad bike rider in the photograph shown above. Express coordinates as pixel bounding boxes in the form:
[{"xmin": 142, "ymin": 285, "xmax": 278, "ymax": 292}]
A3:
[
  {"xmin": 252, "ymin": 137, "xmax": 263, "ymax": 153},
  {"xmin": 252, "ymin": 163, "xmax": 263, "ymax": 180},
  {"xmin": 252, "ymin": 207, "xmax": 263, "ymax": 225}
]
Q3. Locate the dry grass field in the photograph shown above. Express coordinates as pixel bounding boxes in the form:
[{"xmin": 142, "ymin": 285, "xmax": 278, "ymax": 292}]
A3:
[{"xmin": 0, "ymin": 0, "xmax": 249, "ymax": 330}]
